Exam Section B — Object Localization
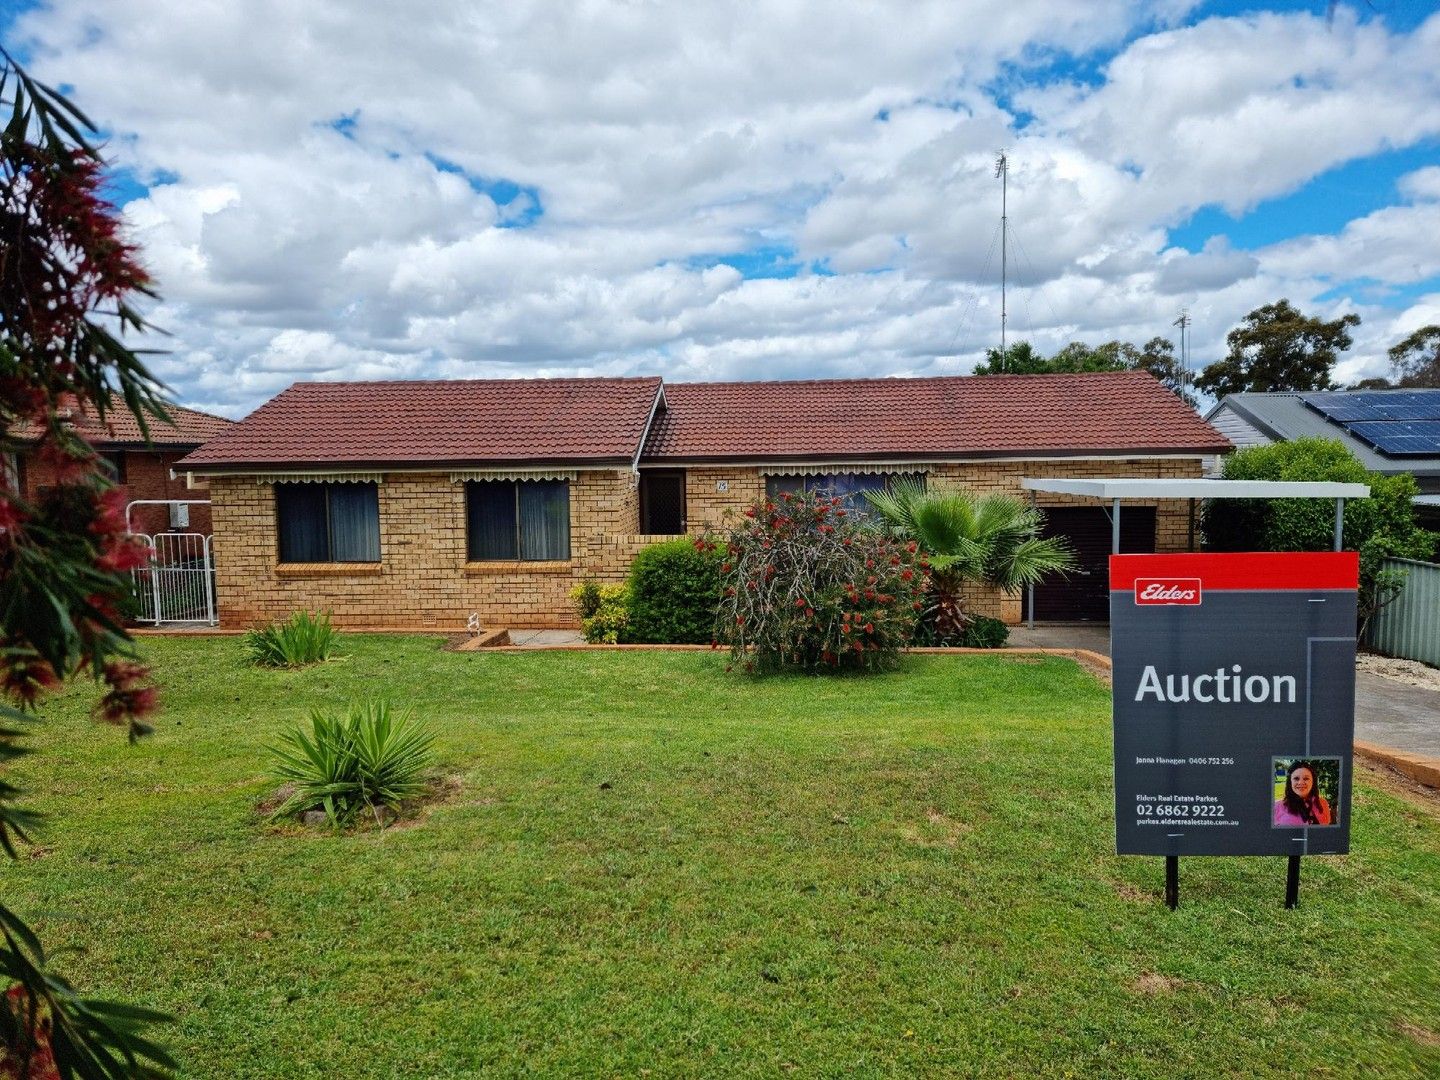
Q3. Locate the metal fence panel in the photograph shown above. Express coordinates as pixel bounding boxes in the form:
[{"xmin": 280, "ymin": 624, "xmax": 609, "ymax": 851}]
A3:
[
  {"xmin": 1366, "ymin": 557, "xmax": 1440, "ymax": 667},
  {"xmin": 130, "ymin": 532, "xmax": 217, "ymax": 626}
]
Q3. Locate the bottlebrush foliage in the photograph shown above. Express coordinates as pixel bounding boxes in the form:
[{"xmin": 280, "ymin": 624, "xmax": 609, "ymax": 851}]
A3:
[{"xmin": 708, "ymin": 489, "xmax": 927, "ymax": 673}]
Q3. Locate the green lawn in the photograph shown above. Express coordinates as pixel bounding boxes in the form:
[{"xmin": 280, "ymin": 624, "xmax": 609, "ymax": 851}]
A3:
[{"xmin": 5, "ymin": 638, "xmax": 1440, "ymax": 1078}]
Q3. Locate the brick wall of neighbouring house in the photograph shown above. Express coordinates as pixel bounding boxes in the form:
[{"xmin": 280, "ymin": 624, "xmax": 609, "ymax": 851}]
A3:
[
  {"xmin": 210, "ymin": 456, "xmax": 1207, "ymax": 630},
  {"xmin": 20, "ymin": 448, "xmax": 212, "ymax": 537}
]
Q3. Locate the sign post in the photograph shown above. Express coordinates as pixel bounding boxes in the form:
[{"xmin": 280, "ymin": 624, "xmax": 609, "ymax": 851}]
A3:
[{"xmin": 1110, "ymin": 552, "xmax": 1359, "ymax": 907}]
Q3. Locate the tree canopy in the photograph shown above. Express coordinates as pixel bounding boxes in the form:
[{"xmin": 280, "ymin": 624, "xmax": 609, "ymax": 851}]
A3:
[
  {"xmin": 971, "ymin": 336, "xmax": 1195, "ymax": 405},
  {"xmin": 1194, "ymin": 299, "xmax": 1360, "ymax": 398}
]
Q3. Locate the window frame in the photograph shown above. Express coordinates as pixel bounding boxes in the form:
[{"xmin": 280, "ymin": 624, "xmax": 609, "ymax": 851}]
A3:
[
  {"xmin": 763, "ymin": 471, "xmax": 923, "ymax": 512},
  {"xmin": 465, "ymin": 478, "xmax": 572, "ymax": 562},
  {"xmin": 274, "ymin": 481, "xmax": 381, "ymax": 564},
  {"xmin": 638, "ymin": 470, "xmax": 687, "ymax": 535}
]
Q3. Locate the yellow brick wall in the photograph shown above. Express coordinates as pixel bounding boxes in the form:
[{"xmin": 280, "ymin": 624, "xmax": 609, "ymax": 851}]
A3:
[{"xmin": 211, "ymin": 456, "xmax": 1206, "ymax": 630}]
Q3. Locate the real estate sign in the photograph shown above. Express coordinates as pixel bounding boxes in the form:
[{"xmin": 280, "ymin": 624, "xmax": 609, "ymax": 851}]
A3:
[{"xmin": 1110, "ymin": 552, "xmax": 1359, "ymax": 857}]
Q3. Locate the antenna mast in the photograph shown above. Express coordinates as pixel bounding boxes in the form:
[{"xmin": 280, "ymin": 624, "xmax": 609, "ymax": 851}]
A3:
[
  {"xmin": 1172, "ymin": 310, "xmax": 1191, "ymax": 391},
  {"xmin": 996, "ymin": 150, "xmax": 1008, "ymax": 370}
]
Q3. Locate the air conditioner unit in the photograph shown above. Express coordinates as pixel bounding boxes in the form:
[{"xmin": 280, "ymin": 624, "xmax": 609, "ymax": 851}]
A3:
[{"xmin": 169, "ymin": 503, "xmax": 190, "ymax": 529}]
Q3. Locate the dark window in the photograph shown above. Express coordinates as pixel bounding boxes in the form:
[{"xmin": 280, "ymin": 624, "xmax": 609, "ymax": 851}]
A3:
[
  {"xmin": 100, "ymin": 451, "xmax": 127, "ymax": 485},
  {"xmin": 763, "ymin": 472, "xmax": 922, "ymax": 514},
  {"xmin": 639, "ymin": 471, "xmax": 685, "ymax": 534},
  {"xmin": 466, "ymin": 479, "xmax": 570, "ymax": 561},
  {"xmin": 276, "ymin": 482, "xmax": 380, "ymax": 563}
]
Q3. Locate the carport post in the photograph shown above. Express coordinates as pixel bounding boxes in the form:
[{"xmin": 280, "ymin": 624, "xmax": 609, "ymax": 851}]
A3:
[
  {"xmin": 1333, "ymin": 499, "xmax": 1345, "ymax": 552},
  {"xmin": 1111, "ymin": 498, "xmax": 1122, "ymax": 555},
  {"xmin": 1027, "ymin": 490, "xmax": 1036, "ymax": 629}
]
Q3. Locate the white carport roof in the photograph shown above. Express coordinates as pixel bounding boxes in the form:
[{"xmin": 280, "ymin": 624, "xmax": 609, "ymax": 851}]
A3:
[{"xmin": 1019, "ymin": 478, "xmax": 1370, "ymax": 500}]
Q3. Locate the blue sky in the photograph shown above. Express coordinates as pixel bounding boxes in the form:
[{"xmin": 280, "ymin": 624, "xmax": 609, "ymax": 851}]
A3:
[{"xmin": 3, "ymin": 1, "xmax": 1438, "ymax": 414}]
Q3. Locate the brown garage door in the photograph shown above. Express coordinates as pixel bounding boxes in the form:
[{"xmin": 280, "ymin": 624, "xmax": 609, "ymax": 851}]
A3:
[{"xmin": 1032, "ymin": 506, "xmax": 1156, "ymax": 622}]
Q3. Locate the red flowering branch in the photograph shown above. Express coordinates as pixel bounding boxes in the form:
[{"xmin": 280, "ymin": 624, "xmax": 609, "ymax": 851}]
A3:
[{"xmin": 0, "ymin": 49, "xmax": 174, "ymax": 1078}]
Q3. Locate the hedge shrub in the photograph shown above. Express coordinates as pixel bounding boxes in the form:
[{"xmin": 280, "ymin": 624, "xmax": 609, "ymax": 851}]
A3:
[
  {"xmin": 1205, "ymin": 438, "xmax": 1436, "ymax": 630},
  {"xmin": 626, "ymin": 538, "xmax": 723, "ymax": 644}
]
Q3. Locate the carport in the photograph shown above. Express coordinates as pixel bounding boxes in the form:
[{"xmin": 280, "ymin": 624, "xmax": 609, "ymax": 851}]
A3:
[{"xmin": 1018, "ymin": 478, "xmax": 1372, "ymax": 628}]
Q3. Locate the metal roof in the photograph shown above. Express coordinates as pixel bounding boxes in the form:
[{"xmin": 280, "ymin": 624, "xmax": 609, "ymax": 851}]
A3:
[
  {"xmin": 1206, "ymin": 392, "xmax": 1440, "ymax": 476},
  {"xmin": 1019, "ymin": 478, "xmax": 1371, "ymax": 500}
]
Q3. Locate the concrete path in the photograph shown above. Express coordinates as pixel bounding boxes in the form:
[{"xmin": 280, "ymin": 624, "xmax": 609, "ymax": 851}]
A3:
[
  {"xmin": 1009, "ymin": 623, "xmax": 1440, "ymax": 759},
  {"xmin": 506, "ymin": 629, "xmax": 586, "ymax": 647}
]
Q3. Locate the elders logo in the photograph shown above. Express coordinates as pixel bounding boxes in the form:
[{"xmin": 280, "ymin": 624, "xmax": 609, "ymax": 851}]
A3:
[{"xmin": 1135, "ymin": 578, "xmax": 1202, "ymax": 606}]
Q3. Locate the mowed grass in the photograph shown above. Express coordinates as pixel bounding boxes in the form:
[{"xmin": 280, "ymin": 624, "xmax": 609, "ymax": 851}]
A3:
[{"xmin": 5, "ymin": 637, "xmax": 1440, "ymax": 1078}]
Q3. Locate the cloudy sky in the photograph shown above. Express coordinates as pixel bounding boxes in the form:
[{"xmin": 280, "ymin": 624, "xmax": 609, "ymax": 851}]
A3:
[{"xmin": 5, "ymin": 0, "xmax": 1439, "ymax": 417}]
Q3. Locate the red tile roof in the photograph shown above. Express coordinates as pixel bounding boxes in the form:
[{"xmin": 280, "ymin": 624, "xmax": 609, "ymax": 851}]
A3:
[
  {"xmin": 13, "ymin": 396, "xmax": 233, "ymax": 448},
  {"xmin": 642, "ymin": 372, "xmax": 1231, "ymax": 461},
  {"xmin": 178, "ymin": 377, "xmax": 665, "ymax": 470}
]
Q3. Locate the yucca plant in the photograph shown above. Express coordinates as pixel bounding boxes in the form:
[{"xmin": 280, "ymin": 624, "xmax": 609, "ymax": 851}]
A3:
[
  {"xmin": 268, "ymin": 701, "xmax": 435, "ymax": 827},
  {"xmin": 243, "ymin": 610, "xmax": 339, "ymax": 667},
  {"xmin": 865, "ymin": 479, "xmax": 1075, "ymax": 644}
]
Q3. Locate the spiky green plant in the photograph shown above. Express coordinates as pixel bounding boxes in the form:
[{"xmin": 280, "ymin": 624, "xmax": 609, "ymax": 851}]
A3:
[
  {"xmin": 268, "ymin": 701, "xmax": 435, "ymax": 827},
  {"xmin": 243, "ymin": 610, "xmax": 338, "ymax": 668},
  {"xmin": 865, "ymin": 479, "xmax": 1074, "ymax": 644}
]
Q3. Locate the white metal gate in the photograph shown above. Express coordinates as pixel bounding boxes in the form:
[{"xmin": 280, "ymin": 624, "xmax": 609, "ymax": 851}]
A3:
[{"xmin": 132, "ymin": 532, "xmax": 217, "ymax": 626}]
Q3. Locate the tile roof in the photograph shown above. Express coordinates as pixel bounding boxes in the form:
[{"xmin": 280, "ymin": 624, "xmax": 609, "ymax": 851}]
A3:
[
  {"xmin": 13, "ymin": 395, "xmax": 234, "ymax": 448},
  {"xmin": 642, "ymin": 372, "xmax": 1231, "ymax": 461},
  {"xmin": 178, "ymin": 377, "xmax": 665, "ymax": 469}
]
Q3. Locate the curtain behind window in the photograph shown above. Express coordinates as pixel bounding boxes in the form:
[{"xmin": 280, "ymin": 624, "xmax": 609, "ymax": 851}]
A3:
[
  {"xmin": 467, "ymin": 481, "xmax": 518, "ymax": 560},
  {"xmin": 519, "ymin": 480, "xmax": 570, "ymax": 560},
  {"xmin": 276, "ymin": 484, "xmax": 328, "ymax": 562},
  {"xmin": 328, "ymin": 483, "xmax": 381, "ymax": 561}
]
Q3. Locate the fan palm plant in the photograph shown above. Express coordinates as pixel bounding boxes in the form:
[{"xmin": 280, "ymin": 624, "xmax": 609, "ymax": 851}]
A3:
[{"xmin": 865, "ymin": 479, "xmax": 1075, "ymax": 643}]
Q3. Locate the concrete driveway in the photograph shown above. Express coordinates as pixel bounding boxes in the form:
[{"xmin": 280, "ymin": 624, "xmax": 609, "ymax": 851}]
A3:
[{"xmin": 1009, "ymin": 623, "xmax": 1440, "ymax": 760}]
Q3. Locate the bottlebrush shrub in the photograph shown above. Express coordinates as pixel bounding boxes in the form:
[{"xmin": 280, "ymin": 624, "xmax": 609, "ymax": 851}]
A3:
[{"xmin": 709, "ymin": 489, "xmax": 927, "ymax": 673}]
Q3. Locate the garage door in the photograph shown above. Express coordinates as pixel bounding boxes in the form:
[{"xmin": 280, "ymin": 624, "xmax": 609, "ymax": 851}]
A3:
[{"xmin": 1032, "ymin": 506, "xmax": 1156, "ymax": 622}]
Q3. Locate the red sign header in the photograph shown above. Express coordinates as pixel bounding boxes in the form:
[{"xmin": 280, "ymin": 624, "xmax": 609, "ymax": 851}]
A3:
[{"xmin": 1110, "ymin": 551, "xmax": 1359, "ymax": 594}]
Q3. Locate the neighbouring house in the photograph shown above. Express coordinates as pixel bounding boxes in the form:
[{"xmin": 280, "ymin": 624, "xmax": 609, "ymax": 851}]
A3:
[
  {"xmin": 176, "ymin": 371, "xmax": 1232, "ymax": 630},
  {"xmin": 1206, "ymin": 388, "xmax": 1440, "ymax": 526},
  {"xmin": 9, "ymin": 397, "xmax": 235, "ymax": 537}
]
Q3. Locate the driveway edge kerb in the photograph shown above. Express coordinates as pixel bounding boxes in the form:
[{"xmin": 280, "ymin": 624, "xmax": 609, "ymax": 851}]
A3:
[{"xmin": 1354, "ymin": 741, "xmax": 1440, "ymax": 791}]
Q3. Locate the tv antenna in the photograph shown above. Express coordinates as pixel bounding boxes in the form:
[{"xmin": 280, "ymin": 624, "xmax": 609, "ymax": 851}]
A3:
[
  {"xmin": 996, "ymin": 150, "xmax": 1009, "ymax": 370},
  {"xmin": 1173, "ymin": 310, "xmax": 1191, "ymax": 390}
]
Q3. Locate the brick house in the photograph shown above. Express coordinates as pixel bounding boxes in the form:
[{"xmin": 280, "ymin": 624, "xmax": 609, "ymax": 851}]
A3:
[
  {"xmin": 10, "ymin": 398, "xmax": 234, "ymax": 537},
  {"xmin": 176, "ymin": 372, "xmax": 1231, "ymax": 630}
]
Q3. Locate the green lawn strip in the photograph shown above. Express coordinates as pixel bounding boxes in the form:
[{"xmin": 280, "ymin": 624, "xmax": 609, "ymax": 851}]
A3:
[{"xmin": 2, "ymin": 638, "xmax": 1437, "ymax": 1077}]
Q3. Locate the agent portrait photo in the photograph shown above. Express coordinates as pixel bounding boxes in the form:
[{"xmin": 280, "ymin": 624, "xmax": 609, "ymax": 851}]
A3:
[{"xmin": 1272, "ymin": 757, "xmax": 1340, "ymax": 827}]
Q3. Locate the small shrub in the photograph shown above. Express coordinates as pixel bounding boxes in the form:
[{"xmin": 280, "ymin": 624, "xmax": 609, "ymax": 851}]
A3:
[
  {"xmin": 960, "ymin": 615, "xmax": 1009, "ymax": 649},
  {"xmin": 570, "ymin": 581, "xmax": 630, "ymax": 644},
  {"xmin": 626, "ymin": 538, "xmax": 723, "ymax": 643},
  {"xmin": 243, "ymin": 610, "xmax": 338, "ymax": 668},
  {"xmin": 711, "ymin": 488, "xmax": 927, "ymax": 673},
  {"xmin": 268, "ymin": 700, "xmax": 434, "ymax": 827}
]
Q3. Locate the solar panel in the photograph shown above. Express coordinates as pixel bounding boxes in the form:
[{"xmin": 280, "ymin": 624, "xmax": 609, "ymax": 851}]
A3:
[
  {"xmin": 1303, "ymin": 394, "xmax": 1387, "ymax": 422},
  {"xmin": 1347, "ymin": 420, "xmax": 1440, "ymax": 456}
]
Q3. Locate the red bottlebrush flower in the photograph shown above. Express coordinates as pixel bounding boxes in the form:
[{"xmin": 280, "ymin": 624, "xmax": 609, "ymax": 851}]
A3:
[
  {"xmin": 865, "ymin": 559, "xmax": 874, "ymax": 569},
  {"xmin": 864, "ymin": 622, "xmax": 875, "ymax": 634},
  {"xmin": 795, "ymin": 597, "xmax": 806, "ymax": 607},
  {"xmin": 90, "ymin": 486, "xmax": 132, "ymax": 537},
  {"xmin": 721, "ymin": 562, "xmax": 731, "ymax": 573},
  {"xmin": 866, "ymin": 575, "xmax": 877, "ymax": 586},
  {"xmin": 805, "ymin": 607, "xmax": 814, "ymax": 619},
  {"xmin": 724, "ymin": 587, "xmax": 736, "ymax": 597},
  {"xmin": 96, "ymin": 535, "xmax": 152, "ymax": 572},
  {"xmin": 906, "ymin": 541, "xmax": 918, "ymax": 553},
  {"xmin": 864, "ymin": 589, "xmax": 875, "ymax": 600},
  {"xmin": 818, "ymin": 524, "xmax": 833, "ymax": 533},
  {"xmin": 901, "ymin": 569, "xmax": 914, "ymax": 581},
  {"xmin": 736, "ymin": 615, "xmax": 746, "ymax": 625},
  {"xmin": 889, "ymin": 556, "xmax": 900, "ymax": 566},
  {"xmin": 912, "ymin": 601, "xmax": 923, "ymax": 611},
  {"xmin": 836, "ymin": 510, "xmax": 846, "ymax": 517},
  {"xmin": 2, "ymin": 653, "xmax": 62, "ymax": 706},
  {"xmin": 744, "ymin": 507, "xmax": 756, "ymax": 517},
  {"xmin": 841, "ymin": 624, "xmax": 850, "ymax": 635}
]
